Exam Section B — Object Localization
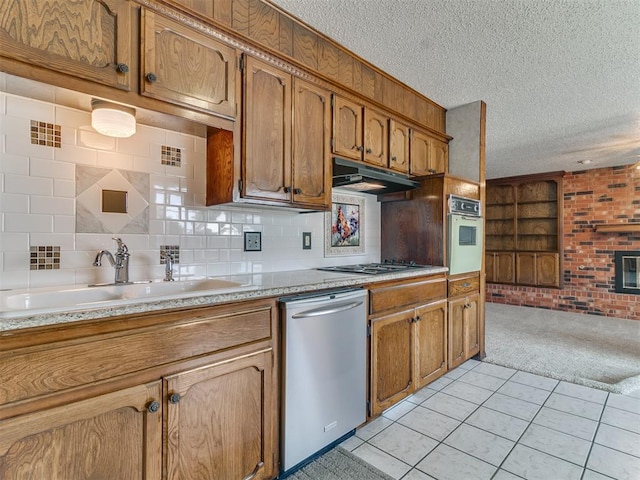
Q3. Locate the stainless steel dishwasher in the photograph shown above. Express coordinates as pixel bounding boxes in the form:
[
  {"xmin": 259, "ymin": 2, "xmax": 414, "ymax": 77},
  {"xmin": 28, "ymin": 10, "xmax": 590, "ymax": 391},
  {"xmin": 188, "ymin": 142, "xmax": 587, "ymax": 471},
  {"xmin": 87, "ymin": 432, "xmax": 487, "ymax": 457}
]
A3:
[{"xmin": 279, "ymin": 288, "xmax": 367, "ymax": 474}]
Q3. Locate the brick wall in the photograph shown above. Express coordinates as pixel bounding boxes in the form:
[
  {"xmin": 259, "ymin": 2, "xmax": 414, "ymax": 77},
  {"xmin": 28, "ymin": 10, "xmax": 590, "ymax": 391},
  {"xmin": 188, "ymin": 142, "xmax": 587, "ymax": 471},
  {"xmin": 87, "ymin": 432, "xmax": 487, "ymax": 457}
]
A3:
[{"xmin": 486, "ymin": 164, "xmax": 640, "ymax": 320}]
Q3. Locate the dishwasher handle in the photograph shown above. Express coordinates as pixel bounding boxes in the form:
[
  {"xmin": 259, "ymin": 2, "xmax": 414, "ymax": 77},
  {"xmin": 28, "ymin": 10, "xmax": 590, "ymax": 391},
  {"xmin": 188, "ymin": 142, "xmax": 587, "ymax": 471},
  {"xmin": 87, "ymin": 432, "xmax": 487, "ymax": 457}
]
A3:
[{"xmin": 291, "ymin": 300, "xmax": 364, "ymax": 319}]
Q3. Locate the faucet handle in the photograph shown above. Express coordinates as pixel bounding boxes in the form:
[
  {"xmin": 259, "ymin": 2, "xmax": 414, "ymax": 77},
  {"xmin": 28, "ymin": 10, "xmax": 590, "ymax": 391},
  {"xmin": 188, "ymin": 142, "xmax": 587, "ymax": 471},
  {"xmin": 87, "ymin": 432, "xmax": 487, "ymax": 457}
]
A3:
[{"xmin": 112, "ymin": 237, "xmax": 128, "ymax": 254}]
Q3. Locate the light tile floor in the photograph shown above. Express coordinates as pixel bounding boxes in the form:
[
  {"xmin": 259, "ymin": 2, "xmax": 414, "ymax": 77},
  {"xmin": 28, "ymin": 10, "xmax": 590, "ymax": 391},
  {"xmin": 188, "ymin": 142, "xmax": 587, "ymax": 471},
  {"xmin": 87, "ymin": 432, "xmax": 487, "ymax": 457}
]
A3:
[{"xmin": 341, "ymin": 360, "xmax": 640, "ymax": 480}]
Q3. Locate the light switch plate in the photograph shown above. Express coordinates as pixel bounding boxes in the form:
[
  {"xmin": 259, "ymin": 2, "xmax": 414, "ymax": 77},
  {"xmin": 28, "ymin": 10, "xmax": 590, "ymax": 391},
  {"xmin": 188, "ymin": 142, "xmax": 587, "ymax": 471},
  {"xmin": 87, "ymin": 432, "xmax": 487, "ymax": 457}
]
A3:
[
  {"xmin": 302, "ymin": 232, "xmax": 312, "ymax": 250},
  {"xmin": 244, "ymin": 231, "xmax": 262, "ymax": 251}
]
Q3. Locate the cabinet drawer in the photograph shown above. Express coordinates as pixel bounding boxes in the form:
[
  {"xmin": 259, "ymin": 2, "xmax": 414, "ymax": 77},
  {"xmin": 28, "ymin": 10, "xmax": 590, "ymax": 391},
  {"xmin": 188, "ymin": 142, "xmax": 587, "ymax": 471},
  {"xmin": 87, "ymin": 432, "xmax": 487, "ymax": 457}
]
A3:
[
  {"xmin": 369, "ymin": 277, "xmax": 446, "ymax": 316},
  {"xmin": 448, "ymin": 276, "xmax": 480, "ymax": 297},
  {"xmin": 0, "ymin": 301, "xmax": 275, "ymax": 406}
]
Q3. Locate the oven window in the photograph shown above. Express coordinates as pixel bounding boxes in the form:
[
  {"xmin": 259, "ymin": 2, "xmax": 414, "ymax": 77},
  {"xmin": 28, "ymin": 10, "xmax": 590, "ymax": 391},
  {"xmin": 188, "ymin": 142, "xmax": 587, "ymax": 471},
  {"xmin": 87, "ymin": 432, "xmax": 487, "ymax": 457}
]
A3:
[{"xmin": 459, "ymin": 225, "xmax": 477, "ymax": 246}]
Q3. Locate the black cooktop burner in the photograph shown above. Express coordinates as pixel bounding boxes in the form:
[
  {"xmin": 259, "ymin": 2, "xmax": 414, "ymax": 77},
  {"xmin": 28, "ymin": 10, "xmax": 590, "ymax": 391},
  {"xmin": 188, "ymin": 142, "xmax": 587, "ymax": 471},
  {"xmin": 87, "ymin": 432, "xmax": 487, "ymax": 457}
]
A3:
[{"xmin": 317, "ymin": 262, "xmax": 432, "ymax": 275}]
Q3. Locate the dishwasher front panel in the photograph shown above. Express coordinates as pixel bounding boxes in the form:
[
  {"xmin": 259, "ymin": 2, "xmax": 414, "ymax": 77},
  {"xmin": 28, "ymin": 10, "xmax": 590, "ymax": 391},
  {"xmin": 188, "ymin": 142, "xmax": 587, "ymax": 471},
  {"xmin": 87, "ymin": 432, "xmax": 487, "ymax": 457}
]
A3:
[{"xmin": 280, "ymin": 288, "xmax": 367, "ymax": 472}]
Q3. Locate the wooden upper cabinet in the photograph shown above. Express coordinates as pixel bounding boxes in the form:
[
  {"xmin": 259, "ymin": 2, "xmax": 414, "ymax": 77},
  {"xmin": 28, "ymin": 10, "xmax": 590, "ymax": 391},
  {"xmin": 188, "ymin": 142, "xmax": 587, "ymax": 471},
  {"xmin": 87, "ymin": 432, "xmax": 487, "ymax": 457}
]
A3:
[
  {"xmin": 410, "ymin": 129, "xmax": 430, "ymax": 175},
  {"xmin": 0, "ymin": 382, "xmax": 162, "ymax": 480},
  {"xmin": 165, "ymin": 350, "xmax": 275, "ymax": 480},
  {"xmin": 410, "ymin": 129, "xmax": 447, "ymax": 176},
  {"xmin": 0, "ymin": 0, "xmax": 132, "ymax": 90},
  {"xmin": 389, "ymin": 120, "xmax": 410, "ymax": 174},
  {"xmin": 363, "ymin": 109, "xmax": 389, "ymax": 167},
  {"xmin": 332, "ymin": 95, "xmax": 364, "ymax": 160},
  {"xmin": 243, "ymin": 56, "xmax": 292, "ymax": 202},
  {"xmin": 292, "ymin": 78, "xmax": 331, "ymax": 208},
  {"xmin": 141, "ymin": 9, "xmax": 237, "ymax": 118},
  {"xmin": 430, "ymin": 138, "xmax": 449, "ymax": 175}
]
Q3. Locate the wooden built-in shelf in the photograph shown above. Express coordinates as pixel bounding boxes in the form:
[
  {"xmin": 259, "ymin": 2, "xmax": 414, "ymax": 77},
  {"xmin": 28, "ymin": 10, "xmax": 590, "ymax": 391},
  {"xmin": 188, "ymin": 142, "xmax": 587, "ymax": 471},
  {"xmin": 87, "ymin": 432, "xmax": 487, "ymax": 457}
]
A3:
[{"xmin": 595, "ymin": 224, "xmax": 640, "ymax": 233}]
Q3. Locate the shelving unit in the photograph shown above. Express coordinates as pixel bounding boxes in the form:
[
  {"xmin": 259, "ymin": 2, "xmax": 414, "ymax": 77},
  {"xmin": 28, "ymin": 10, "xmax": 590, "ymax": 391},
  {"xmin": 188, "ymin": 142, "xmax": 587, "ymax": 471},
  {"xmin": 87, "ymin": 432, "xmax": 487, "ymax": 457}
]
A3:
[{"xmin": 485, "ymin": 173, "xmax": 563, "ymax": 287}]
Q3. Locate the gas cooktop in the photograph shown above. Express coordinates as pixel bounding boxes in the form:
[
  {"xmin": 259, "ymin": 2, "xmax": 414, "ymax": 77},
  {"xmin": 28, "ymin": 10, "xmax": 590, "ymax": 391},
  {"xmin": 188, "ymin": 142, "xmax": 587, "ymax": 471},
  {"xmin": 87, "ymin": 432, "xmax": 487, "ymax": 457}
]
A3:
[{"xmin": 317, "ymin": 262, "xmax": 432, "ymax": 275}]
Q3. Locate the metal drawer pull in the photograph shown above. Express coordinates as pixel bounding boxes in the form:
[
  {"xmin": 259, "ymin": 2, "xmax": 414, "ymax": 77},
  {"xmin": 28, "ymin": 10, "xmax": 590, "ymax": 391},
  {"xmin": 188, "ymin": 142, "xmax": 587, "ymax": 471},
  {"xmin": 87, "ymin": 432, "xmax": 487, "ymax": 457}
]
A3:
[
  {"xmin": 169, "ymin": 393, "xmax": 181, "ymax": 404},
  {"xmin": 147, "ymin": 401, "xmax": 160, "ymax": 413}
]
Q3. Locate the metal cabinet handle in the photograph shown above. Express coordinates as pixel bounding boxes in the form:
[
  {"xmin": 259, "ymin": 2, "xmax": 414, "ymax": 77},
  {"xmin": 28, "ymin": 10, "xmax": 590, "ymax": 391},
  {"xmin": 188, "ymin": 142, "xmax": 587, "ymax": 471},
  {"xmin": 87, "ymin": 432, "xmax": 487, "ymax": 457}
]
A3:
[
  {"xmin": 462, "ymin": 282, "xmax": 471, "ymax": 287},
  {"xmin": 293, "ymin": 187, "xmax": 302, "ymax": 194},
  {"xmin": 357, "ymin": 145, "xmax": 364, "ymax": 152},
  {"xmin": 169, "ymin": 393, "xmax": 181, "ymax": 404},
  {"xmin": 116, "ymin": 63, "xmax": 129, "ymax": 74},
  {"xmin": 366, "ymin": 148, "xmax": 372, "ymax": 154},
  {"xmin": 391, "ymin": 156, "xmax": 397, "ymax": 161},
  {"xmin": 284, "ymin": 186, "xmax": 292, "ymax": 193},
  {"xmin": 147, "ymin": 401, "xmax": 160, "ymax": 413},
  {"xmin": 428, "ymin": 168, "xmax": 436, "ymax": 174},
  {"xmin": 145, "ymin": 72, "xmax": 158, "ymax": 83}
]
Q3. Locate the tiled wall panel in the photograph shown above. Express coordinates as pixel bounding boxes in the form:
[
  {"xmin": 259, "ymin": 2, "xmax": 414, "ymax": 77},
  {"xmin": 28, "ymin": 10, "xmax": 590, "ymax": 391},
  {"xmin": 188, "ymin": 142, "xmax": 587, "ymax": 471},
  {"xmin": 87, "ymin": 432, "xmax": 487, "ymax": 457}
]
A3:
[
  {"xmin": 487, "ymin": 165, "xmax": 640, "ymax": 320},
  {"xmin": 0, "ymin": 85, "xmax": 381, "ymax": 290}
]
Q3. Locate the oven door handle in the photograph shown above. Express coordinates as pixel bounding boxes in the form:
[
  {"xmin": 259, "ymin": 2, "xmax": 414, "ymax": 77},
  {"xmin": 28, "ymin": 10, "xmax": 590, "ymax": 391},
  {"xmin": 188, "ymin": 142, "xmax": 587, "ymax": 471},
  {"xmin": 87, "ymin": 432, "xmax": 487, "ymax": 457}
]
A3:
[{"xmin": 291, "ymin": 300, "xmax": 364, "ymax": 318}]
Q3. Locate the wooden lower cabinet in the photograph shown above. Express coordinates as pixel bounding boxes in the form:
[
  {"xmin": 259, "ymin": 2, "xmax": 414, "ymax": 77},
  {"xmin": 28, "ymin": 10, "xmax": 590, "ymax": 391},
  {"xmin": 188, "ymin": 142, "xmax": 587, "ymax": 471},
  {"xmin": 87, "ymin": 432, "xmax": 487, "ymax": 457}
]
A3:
[
  {"xmin": 516, "ymin": 252, "xmax": 560, "ymax": 287},
  {"xmin": 370, "ymin": 310, "xmax": 414, "ymax": 415},
  {"xmin": 414, "ymin": 300, "xmax": 448, "ymax": 389},
  {"xmin": 369, "ymin": 275, "xmax": 448, "ymax": 416},
  {"xmin": 0, "ymin": 300, "xmax": 278, "ymax": 480},
  {"xmin": 448, "ymin": 293, "xmax": 480, "ymax": 369},
  {"xmin": 0, "ymin": 382, "xmax": 163, "ymax": 479},
  {"xmin": 486, "ymin": 252, "xmax": 515, "ymax": 284},
  {"xmin": 165, "ymin": 350, "xmax": 274, "ymax": 480}
]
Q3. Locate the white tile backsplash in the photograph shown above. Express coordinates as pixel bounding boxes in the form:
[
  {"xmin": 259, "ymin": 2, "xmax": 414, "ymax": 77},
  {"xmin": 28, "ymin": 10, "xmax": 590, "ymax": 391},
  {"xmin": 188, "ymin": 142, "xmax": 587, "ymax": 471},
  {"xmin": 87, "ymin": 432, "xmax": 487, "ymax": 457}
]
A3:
[{"xmin": 0, "ymin": 88, "xmax": 381, "ymax": 289}]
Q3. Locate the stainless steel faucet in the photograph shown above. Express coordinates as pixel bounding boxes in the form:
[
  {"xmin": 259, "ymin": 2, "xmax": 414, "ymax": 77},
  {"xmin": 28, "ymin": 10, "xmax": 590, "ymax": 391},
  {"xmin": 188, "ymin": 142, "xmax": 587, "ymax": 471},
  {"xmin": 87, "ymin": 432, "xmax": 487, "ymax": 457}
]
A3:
[
  {"xmin": 160, "ymin": 250, "xmax": 175, "ymax": 282},
  {"xmin": 93, "ymin": 237, "xmax": 130, "ymax": 284}
]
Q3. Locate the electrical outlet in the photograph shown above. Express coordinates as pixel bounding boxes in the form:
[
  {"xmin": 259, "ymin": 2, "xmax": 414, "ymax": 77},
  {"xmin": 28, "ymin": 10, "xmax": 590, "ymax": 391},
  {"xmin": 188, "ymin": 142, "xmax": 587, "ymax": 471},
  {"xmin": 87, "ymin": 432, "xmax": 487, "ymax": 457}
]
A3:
[
  {"xmin": 302, "ymin": 232, "xmax": 312, "ymax": 250},
  {"xmin": 244, "ymin": 232, "xmax": 262, "ymax": 251}
]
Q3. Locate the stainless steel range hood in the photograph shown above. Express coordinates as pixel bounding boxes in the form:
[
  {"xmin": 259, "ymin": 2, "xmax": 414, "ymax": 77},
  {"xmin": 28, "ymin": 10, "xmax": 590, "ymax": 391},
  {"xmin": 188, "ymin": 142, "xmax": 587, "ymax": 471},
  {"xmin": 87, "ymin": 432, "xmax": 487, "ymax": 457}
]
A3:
[{"xmin": 332, "ymin": 157, "xmax": 419, "ymax": 194}]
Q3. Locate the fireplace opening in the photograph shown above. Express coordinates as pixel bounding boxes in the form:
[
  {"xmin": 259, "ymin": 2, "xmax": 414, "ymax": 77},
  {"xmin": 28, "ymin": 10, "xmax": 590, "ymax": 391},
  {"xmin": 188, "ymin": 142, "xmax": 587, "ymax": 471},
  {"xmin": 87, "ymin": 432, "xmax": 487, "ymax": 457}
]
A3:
[{"xmin": 615, "ymin": 251, "xmax": 640, "ymax": 295}]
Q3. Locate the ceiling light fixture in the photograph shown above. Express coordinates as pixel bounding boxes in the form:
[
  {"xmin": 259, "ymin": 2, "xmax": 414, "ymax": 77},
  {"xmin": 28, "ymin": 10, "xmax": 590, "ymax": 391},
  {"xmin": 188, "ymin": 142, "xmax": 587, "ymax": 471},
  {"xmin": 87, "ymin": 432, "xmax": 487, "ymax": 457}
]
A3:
[{"xmin": 91, "ymin": 99, "xmax": 136, "ymax": 138}]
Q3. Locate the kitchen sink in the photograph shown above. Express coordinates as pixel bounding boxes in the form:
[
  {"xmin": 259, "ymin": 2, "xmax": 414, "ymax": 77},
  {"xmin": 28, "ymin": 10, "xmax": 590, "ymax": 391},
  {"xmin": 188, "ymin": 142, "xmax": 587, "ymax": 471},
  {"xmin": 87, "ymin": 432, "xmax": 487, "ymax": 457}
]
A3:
[
  {"xmin": 1, "ymin": 278, "xmax": 245, "ymax": 316},
  {"xmin": 119, "ymin": 278, "xmax": 243, "ymax": 298}
]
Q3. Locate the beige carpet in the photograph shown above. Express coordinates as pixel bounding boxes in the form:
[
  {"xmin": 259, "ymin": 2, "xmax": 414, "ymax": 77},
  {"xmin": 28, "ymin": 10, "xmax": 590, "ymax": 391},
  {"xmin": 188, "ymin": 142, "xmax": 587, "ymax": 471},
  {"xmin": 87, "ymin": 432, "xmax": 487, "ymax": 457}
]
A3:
[{"xmin": 484, "ymin": 303, "xmax": 640, "ymax": 394}]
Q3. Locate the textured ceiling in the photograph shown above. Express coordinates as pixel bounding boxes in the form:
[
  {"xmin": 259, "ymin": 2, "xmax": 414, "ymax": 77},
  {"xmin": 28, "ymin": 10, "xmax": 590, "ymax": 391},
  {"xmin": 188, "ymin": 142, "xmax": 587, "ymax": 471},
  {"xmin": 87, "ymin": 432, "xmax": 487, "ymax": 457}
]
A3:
[{"xmin": 271, "ymin": 0, "xmax": 640, "ymax": 179}]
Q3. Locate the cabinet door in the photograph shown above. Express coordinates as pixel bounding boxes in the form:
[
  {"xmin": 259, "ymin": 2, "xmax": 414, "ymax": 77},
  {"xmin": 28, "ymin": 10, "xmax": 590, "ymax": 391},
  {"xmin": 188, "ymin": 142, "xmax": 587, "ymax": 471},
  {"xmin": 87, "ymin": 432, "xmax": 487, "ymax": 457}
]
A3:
[
  {"xmin": 429, "ymin": 138, "xmax": 448, "ymax": 174},
  {"xmin": 389, "ymin": 120, "xmax": 410, "ymax": 173},
  {"xmin": 141, "ymin": 9, "xmax": 236, "ymax": 117},
  {"xmin": 414, "ymin": 300, "xmax": 448, "ymax": 389},
  {"xmin": 165, "ymin": 350, "xmax": 275, "ymax": 480},
  {"xmin": 537, "ymin": 252, "xmax": 560, "ymax": 287},
  {"xmin": 495, "ymin": 252, "xmax": 515, "ymax": 283},
  {"xmin": 0, "ymin": 0, "xmax": 132, "ymax": 90},
  {"xmin": 370, "ymin": 310, "xmax": 414, "ymax": 416},
  {"xmin": 364, "ymin": 109, "xmax": 389, "ymax": 167},
  {"xmin": 448, "ymin": 296, "xmax": 466, "ymax": 369},
  {"xmin": 485, "ymin": 253, "xmax": 495, "ymax": 283},
  {"xmin": 243, "ymin": 56, "xmax": 292, "ymax": 202},
  {"xmin": 333, "ymin": 95, "xmax": 363, "ymax": 160},
  {"xmin": 465, "ymin": 294, "xmax": 480, "ymax": 359},
  {"xmin": 410, "ymin": 129, "xmax": 430, "ymax": 176},
  {"xmin": 517, "ymin": 252, "xmax": 537, "ymax": 285},
  {"xmin": 292, "ymin": 78, "xmax": 331, "ymax": 208},
  {"xmin": 0, "ymin": 382, "xmax": 162, "ymax": 480}
]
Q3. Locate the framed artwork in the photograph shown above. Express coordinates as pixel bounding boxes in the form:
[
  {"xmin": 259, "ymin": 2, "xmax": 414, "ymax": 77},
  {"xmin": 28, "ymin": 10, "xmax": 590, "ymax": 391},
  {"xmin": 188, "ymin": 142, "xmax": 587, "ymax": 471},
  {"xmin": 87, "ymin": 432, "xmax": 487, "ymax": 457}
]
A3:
[{"xmin": 324, "ymin": 194, "xmax": 365, "ymax": 256}]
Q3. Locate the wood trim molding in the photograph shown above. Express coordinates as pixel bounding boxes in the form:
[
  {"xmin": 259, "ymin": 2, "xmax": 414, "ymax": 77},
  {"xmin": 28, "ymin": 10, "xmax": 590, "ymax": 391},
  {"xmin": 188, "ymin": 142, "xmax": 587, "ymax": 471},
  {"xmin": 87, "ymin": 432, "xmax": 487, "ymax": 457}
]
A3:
[
  {"xmin": 595, "ymin": 224, "xmax": 640, "ymax": 233},
  {"xmin": 139, "ymin": 0, "xmax": 450, "ymax": 139}
]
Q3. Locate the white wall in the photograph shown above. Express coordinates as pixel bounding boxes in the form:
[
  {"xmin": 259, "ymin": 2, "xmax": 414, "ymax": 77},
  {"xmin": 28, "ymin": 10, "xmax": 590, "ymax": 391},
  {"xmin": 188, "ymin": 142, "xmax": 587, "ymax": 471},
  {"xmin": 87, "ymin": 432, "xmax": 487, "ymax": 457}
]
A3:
[{"xmin": 0, "ymin": 77, "xmax": 381, "ymax": 290}]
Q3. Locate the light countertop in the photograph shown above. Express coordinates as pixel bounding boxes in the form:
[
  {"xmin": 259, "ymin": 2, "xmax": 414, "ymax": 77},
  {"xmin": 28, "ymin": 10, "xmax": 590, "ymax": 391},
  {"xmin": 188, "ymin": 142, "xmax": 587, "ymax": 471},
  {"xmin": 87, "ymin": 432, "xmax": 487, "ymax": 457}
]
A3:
[{"xmin": 0, "ymin": 267, "xmax": 448, "ymax": 332}]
